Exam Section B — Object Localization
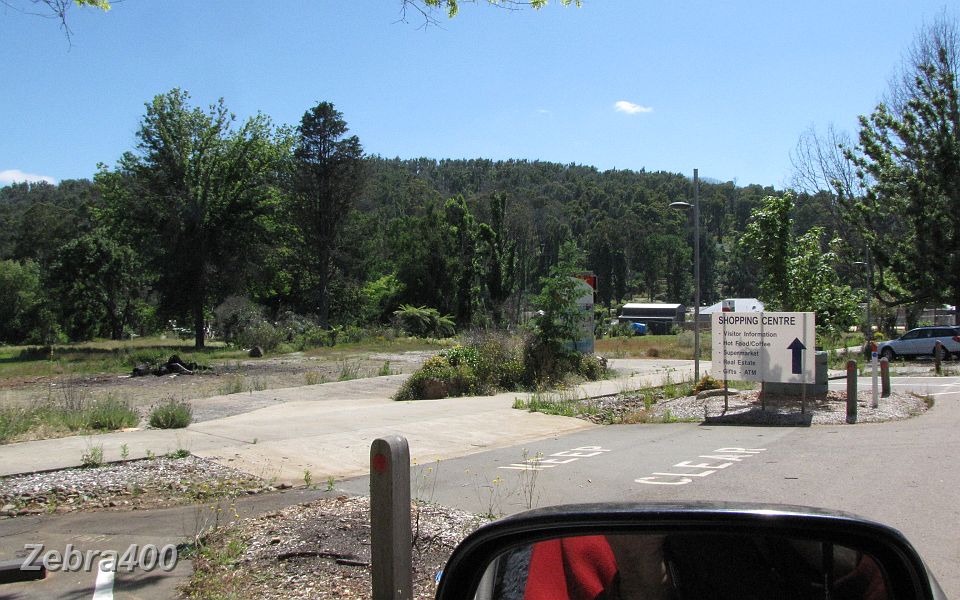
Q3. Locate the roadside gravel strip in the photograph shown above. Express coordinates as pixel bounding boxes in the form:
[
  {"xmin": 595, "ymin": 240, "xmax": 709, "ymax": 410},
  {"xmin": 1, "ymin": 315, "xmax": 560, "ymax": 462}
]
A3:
[
  {"xmin": 0, "ymin": 456, "xmax": 265, "ymax": 517},
  {"xmin": 181, "ymin": 495, "xmax": 488, "ymax": 600}
]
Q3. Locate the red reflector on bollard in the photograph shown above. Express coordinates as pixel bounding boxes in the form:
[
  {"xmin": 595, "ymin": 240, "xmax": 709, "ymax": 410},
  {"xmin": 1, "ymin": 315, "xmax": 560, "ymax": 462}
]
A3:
[{"xmin": 372, "ymin": 453, "xmax": 388, "ymax": 473}]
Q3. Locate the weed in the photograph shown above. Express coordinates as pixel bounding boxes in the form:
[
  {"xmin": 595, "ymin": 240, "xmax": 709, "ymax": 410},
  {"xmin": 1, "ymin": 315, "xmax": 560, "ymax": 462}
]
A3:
[
  {"xmin": 149, "ymin": 398, "xmax": 193, "ymax": 429},
  {"xmin": 145, "ymin": 449, "xmax": 155, "ymax": 460},
  {"xmin": 378, "ymin": 361, "xmax": 393, "ymax": 376},
  {"xmin": 414, "ymin": 460, "xmax": 441, "ymax": 505},
  {"xmin": 518, "ymin": 449, "xmax": 543, "ymax": 510},
  {"xmin": 473, "ymin": 473, "xmax": 505, "ymax": 518},
  {"xmin": 248, "ymin": 376, "xmax": 267, "ymax": 392},
  {"xmin": 120, "ymin": 443, "xmax": 129, "ymax": 461},
  {"xmin": 85, "ymin": 396, "xmax": 139, "ymax": 430},
  {"xmin": 325, "ymin": 476, "xmax": 335, "ymax": 492},
  {"xmin": 304, "ymin": 371, "xmax": 326, "ymax": 386},
  {"xmin": 337, "ymin": 360, "xmax": 361, "ymax": 381},
  {"xmin": 80, "ymin": 442, "xmax": 104, "ymax": 468},
  {"xmin": 218, "ymin": 375, "xmax": 246, "ymax": 395},
  {"xmin": 167, "ymin": 448, "xmax": 191, "ymax": 459},
  {"xmin": 303, "ymin": 469, "xmax": 312, "ymax": 487},
  {"xmin": 913, "ymin": 393, "xmax": 935, "ymax": 409}
]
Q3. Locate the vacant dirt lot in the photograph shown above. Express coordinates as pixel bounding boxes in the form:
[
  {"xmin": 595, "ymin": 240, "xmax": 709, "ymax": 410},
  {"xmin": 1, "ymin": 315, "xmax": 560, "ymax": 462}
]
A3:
[{"xmin": 0, "ymin": 350, "xmax": 433, "ymax": 419}]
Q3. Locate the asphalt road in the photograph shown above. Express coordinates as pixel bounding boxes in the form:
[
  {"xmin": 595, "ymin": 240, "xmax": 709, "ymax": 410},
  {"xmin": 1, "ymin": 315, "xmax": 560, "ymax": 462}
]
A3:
[
  {"xmin": 2, "ymin": 373, "xmax": 957, "ymax": 599},
  {"xmin": 341, "ymin": 374, "xmax": 960, "ymax": 597}
]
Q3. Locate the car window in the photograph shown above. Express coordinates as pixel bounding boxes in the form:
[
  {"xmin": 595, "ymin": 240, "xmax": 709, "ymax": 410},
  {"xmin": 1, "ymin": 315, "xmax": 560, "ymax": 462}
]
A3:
[{"xmin": 901, "ymin": 330, "xmax": 920, "ymax": 340}]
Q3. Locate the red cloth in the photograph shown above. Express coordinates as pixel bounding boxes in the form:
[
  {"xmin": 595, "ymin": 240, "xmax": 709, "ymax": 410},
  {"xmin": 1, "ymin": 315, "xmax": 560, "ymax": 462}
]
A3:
[{"xmin": 524, "ymin": 536, "xmax": 619, "ymax": 600}]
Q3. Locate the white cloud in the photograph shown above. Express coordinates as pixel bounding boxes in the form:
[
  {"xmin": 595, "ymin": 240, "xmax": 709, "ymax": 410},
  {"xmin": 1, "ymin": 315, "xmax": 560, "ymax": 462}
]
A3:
[
  {"xmin": 614, "ymin": 100, "xmax": 654, "ymax": 115},
  {"xmin": 537, "ymin": 108, "xmax": 553, "ymax": 117},
  {"xmin": 0, "ymin": 169, "xmax": 57, "ymax": 186}
]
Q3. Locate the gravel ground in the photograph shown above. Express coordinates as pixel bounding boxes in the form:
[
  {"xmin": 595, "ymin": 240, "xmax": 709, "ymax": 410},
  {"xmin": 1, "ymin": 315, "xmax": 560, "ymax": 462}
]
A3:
[
  {"xmin": 0, "ymin": 455, "xmax": 266, "ymax": 517},
  {"xmin": 180, "ymin": 495, "xmax": 488, "ymax": 600},
  {"xmin": 584, "ymin": 389, "xmax": 929, "ymax": 426}
]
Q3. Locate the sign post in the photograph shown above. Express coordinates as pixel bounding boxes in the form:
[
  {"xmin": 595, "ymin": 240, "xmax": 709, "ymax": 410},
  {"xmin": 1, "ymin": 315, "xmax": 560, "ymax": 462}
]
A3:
[
  {"xmin": 370, "ymin": 436, "xmax": 412, "ymax": 600},
  {"xmin": 572, "ymin": 273, "xmax": 596, "ymax": 354}
]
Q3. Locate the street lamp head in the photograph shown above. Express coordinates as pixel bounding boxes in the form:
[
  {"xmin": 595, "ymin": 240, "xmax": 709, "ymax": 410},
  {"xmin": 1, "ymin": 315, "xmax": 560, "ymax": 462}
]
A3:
[{"xmin": 669, "ymin": 201, "xmax": 693, "ymax": 210}]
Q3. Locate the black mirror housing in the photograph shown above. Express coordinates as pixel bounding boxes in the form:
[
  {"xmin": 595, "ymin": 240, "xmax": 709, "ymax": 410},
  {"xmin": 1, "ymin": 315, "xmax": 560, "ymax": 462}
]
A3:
[{"xmin": 436, "ymin": 502, "xmax": 944, "ymax": 600}]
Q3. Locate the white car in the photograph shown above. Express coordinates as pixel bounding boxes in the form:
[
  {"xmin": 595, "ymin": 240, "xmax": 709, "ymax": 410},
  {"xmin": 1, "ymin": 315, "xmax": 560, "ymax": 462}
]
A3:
[{"xmin": 877, "ymin": 326, "xmax": 960, "ymax": 361}]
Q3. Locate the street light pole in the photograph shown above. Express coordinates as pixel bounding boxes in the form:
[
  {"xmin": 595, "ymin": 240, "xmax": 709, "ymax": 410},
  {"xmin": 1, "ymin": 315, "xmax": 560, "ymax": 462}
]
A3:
[
  {"xmin": 670, "ymin": 169, "xmax": 701, "ymax": 382},
  {"xmin": 854, "ymin": 249, "xmax": 873, "ymax": 341},
  {"xmin": 693, "ymin": 169, "xmax": 700, "ymax": 382}
]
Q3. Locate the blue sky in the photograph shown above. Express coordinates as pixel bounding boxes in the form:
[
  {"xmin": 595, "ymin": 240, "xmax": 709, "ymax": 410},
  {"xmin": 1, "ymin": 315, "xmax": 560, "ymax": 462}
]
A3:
[{"xmin": 0, "ymin": 1, "xmax": 952, "ymax": 188}]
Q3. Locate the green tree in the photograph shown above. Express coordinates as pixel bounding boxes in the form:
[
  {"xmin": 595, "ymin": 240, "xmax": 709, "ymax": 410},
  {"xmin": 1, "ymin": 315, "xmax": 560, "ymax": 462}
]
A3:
[
  {"xmin": 740, "ymin": 194, "xmax": 792, "ymax": 309},
  {"xmin": 845, "ymin": 16, "xmax": 960, "ymax": 322},
  {"xmin": 478, "ymin": 192, "xmax": 517, "ymax": 326},
  {"xmin": 740, "ymin": 194, "xmax": 859, "ymax": 335},
  {"xmin": 46, "ymin": 231, "xmax": 145, "ymax": 340},
  {"xmin": 97, "ymin": 89, "xmax": 282, "ymax": 348},
  {"xmin": 0, "ymin": 259, "xmax": 59, "ymax": 344},
  {"xmin": 288, "ymin": 102, "xmax": 365, "ymax": 327},
  {"xmin": 445, "ymin": 195, "xmax": 481, "ymax": 326}
]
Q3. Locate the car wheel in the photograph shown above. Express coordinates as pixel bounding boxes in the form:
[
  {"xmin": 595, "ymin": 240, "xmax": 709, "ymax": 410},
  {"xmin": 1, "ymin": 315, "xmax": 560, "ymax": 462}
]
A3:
[{"xmin": 881, "ymin": 347, "xmax": 896, "ymax": 361}]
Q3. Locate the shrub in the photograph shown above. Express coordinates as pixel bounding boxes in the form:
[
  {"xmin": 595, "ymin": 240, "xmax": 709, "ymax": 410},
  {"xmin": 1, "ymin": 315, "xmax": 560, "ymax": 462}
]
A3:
[
  {"xmin": 692, "ymin": 374, "xmax": 723, "ymax": 394},
  {"xmin": 393, "ymin": 305, "xmax": 455, "ymax": 338},
  {"xmin": 607, "ymin": 322, "xmax": 635, "ymax": 338},
  {"xmin": 149, "ymin": 398, "xmax": 193, "ymax": 429},
  {"xmin": 393, "ymin": 355, "xmax": 477, "ymax": 401},
  {"xmin": 85, "ymin": 397, "xmax": 139, "ymax": 430},
  {"xmin": 576, "ymin": 354, "xmax": 607, "ymax": 381},
  {"xmin": 213, "ymin": 296, "xmax": 264, "ymax": 343},
  {"xmin": 235, "ymin": 321, "xmax": 285, "ymax": 352}
]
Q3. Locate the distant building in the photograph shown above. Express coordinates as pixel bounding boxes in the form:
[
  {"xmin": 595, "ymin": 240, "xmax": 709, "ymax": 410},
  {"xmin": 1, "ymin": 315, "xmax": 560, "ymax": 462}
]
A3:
[
  {"xmin": 618, "ymin": 303, "xmax": 686, "ymax": 334},
  {"xmin": 699, "ymin": 298, "xmax": 765, "ymax": 322}
]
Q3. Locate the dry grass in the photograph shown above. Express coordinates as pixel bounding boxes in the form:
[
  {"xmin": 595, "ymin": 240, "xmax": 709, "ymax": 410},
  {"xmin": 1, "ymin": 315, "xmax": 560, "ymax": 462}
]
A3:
[{"xmin": 595, "ymin": 332, "xmax": 713, "ymax": 360}]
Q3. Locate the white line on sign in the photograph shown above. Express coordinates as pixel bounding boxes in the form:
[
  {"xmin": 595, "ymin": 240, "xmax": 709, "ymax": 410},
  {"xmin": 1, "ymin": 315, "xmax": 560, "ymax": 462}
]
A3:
[
  {"xmin": 499, "ymin": 446, "xmax": 611, "ymax": 471},
  {"xmin": 635, "ymin": 447, "xmax": 765, "ymax": 485}
]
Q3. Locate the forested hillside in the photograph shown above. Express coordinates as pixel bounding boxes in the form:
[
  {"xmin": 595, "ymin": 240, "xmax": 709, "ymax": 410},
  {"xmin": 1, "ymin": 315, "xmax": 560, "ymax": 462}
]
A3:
[{"xmin": 0, "ymin": 146, "xmax": 846, "ymax": 347}]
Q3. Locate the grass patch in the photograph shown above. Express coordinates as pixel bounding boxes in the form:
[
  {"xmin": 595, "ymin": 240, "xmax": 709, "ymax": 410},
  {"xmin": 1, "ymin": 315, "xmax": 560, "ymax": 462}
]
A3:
[
  {"xmin": 149, "ymin": 398, "xmax": 193, "ymax": 429},
  {"xmin": 218, "ymin": 375, "xmax": 246, "ymax": 395},
  {"xmin": 337, "ymin": 360, "xmax": 362, "ymax": 382},
  {"xmin": 0, "ymin": 337, "xmax": 242, "ymax": 380},
  {"xmin": 515, "ymin": 374, "xmax": 701, "ymax": 425},
  {"xmin": 304, "ymin": 371, "xmax": 326, "ymax": 385},
  {"xmin": 596, "ymin": 333, "xmax": 713, "ymax": 360},
  {"xmin": 513, "ymin": 391, "xmax": 599, "ymax": 419},
  {"xmin": 179, "ymin": 530, "xmax": 253, "ymax": 599},
  {"xmin": 0, "ymin": 394, "xmax": 139, "ymax": 444}
]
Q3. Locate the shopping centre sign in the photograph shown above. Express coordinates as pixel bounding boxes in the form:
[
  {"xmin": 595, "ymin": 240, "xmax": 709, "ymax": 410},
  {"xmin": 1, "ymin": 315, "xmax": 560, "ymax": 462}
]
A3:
[{"xmin": 711, "ymin": 312, "xmax": 816, "ymax": 383}]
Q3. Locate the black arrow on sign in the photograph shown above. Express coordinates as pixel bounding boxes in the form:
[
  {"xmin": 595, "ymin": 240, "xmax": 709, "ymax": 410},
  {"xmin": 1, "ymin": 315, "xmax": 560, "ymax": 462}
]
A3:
[{"xmin": 788, "ymin": 338, "xmax": 805, "ymax": 375}]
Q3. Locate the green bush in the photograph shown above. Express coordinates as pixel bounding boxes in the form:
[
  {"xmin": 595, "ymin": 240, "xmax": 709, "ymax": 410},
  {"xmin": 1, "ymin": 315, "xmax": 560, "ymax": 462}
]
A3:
[
  {"xmin": 576, "ymin": 354, "xmax": 607, "ymax": 381},
  {"xmin": 393, "ymin": 305, "xmax": 455, "ymax": 338},
  {"xmin": 149, "ymin": 398, "xmax": 193, "ymax": 429},
  {"xmin": 393, "ymin": 355, "xmax": 477, "ymax": 401},
  {"xmin": 235, "ymin": 321, "xmax": 285, "ymax": 352}
]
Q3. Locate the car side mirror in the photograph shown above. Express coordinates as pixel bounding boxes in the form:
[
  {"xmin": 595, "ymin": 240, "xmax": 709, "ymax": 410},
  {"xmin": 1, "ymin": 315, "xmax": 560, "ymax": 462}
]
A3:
[{"xmin": 436, "ymin": 503, "xmax": 944, "ymax": 600}]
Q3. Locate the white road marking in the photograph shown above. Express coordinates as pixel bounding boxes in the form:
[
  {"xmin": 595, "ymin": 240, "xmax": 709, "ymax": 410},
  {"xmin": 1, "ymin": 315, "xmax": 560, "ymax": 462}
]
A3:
[
  {"xmin": 636, "ymin": 447, "xmax": 766, "ymax": 485},
  {"xmin": 499, "ymin": 446, "xmax": 611, "ymax": 471},
  {"xmin": 91, "ymin": 558, "xmax": 114, "ymax": 600}
]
